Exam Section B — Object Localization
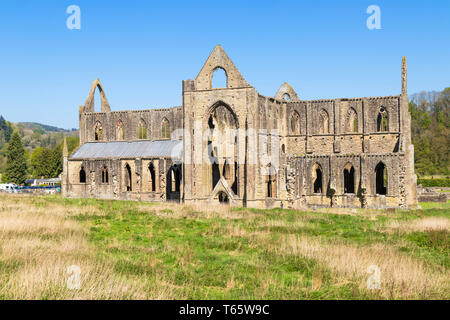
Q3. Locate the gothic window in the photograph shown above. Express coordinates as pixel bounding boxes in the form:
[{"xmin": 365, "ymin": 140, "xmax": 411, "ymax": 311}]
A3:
[
  {"xmin": 116, "ymin": 120, "xmax": 124, "ymax": 140},
  {"xmin": 79, "ymin": 167, "xmax": 86, "ymax": 183},
  {"xmin": 318, "ymin": 109, "xmax": 329, "ymax": 134},
  {"xmin": 138, "ymin": 119, "xmax": 147, "ymax": 139},
  {"xmin": 161, "ymin": 118, "xmax": 170, "ymax": 139},
  {"xmin": 94, "ymin": 121, "xmax": 103, "ymax": 141},
  {"xmin": 313, "ymin": 163, "xmax": 323, "ymax": 194},
  {"xmin": 170, "ymin": 166, "xmax": 181, "ymax": 192},
  {"xmin": 343, "ymin": 163, "xmax": 355, "ymax": 194},
  {"xmin": 101, "ymin": 166, "xmax": 109, "ymax": 184},
  {"xmin": 283, "ymin": 93, "xmax": 291, "ymax": 102},
  {"xmin": 149, "ymin": 162, "xmax": 156, "ymax": 192},
  {"xmin": 290, "ymin": 111, "xmax": 300, "ymax": 135},
  {"xmin": 125, "ymin": 163, "xmax": 132, "ymax": 192},
  {"xmin": 375, "ymin": 162, "xmax": 387, "ymax": 195},
  {"xmin": 212, "ymin": 67, "xmax": 227, "ymax": 88},
  {"xmin": 266, "ymin": 164, "xmax": 277, "ymax": 198},
  {"xmin": 377, "ymin": 107, "xmax": 388, "ymax": 132},
  {"xmin": 346, "ymin": 108, "xmax": 358, "ymax": 133}
]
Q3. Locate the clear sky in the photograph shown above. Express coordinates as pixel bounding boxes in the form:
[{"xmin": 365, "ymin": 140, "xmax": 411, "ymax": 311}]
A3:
[{"xmin": 0, "ymin": 0, "xmax": 448, "ymax": 129}]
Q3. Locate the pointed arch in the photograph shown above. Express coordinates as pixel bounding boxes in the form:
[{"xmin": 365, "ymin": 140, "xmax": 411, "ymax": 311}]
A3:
[
  {"xmin": 290, "ymin": 110, "xmax": 301, "ymax": 135},
  {"xmin": 275, "ymin": 82, "xmax": 300, "ymax": 101},
  {"xmin": 312, "ymin": 163, "xmax": 323, "ymax": 194},
  {"xmin": 343, "ymin": 163, "xmax": 355, "ymax": 194},
  {"xmin": 124, "ymin": 163, "xmax": 132, "ymax": 192},
  {"xmin": 211, "ymin": 67, "xmax": 228, "ymax": 88},
  {"xmin": 79, "ymin": 166, "xmax": 86, "ymax": 183},
  {"xmin": 116, "ymin": 120, "xmax": 124, "ymax": 140},
  {"xmin": 170, "ymin": 165, "xmax": 181, "ymax": 192},
  {"xmin": 266, "ymin": 163, "xmax": 277, "ymax": 198},
  {"xmin": 94, "ymin": 121, "xmax": 103, "ymax": 141},
  {"xmin": 346, "ymin": 107, "xmax": 358, "ymax": 133},
  {"xmin": 318, "ymin": 109, "xmax": 329, "ymax": 134},
  {"xmin": 377, "ymin": 107, "xmax": 389, "ymax": 132},
  {"xmin": 375, "ymin": 162, "xmax": 387, "ymax": 195},
  {"xmin": 195, "ymin": 45, "xmax": 250, "ymax": 90},
  {"xmin": 84, "ymin": 79, "xmax": 111, "ymax": 113},
  {"xmin": 101, "ymin": 166, "xmax": 109, "ymax": 184},
  {"xmin": 161, "ymin": 118, "xmax": 170, "ymax": 139},
  {"xmin": 138, "ymin": 119, "xmax": 147, "ymax": 139},
  {"xmin": 148, "ymin": 162, "xmax": 156, "ymax": 192}
]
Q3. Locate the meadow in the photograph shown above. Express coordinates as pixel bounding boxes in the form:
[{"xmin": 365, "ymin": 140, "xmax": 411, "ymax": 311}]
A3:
[{"xmin": 0, "ymin": 194, "xmax": 448, "ymax": 299}]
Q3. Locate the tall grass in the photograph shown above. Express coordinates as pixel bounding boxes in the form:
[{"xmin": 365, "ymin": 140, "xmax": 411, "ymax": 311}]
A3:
[{"xmin": 0, "ymin": 194, "xmax": 448, "ymax": 299}]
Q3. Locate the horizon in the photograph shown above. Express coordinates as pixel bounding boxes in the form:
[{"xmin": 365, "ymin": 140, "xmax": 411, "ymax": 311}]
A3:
[{"xmin": 0, "ymin": 0, "xmax": 449, "ymax": 129}]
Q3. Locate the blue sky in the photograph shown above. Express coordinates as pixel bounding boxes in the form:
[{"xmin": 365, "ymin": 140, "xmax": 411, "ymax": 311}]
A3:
[{"xmin": 0, "ymin": 0, "xmax": 448, "ymax": 129}]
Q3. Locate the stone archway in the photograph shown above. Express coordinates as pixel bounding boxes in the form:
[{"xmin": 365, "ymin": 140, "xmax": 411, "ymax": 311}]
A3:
[{"xmin": 205, "ymin": 101, "xmax": 239, "ymax": 194}]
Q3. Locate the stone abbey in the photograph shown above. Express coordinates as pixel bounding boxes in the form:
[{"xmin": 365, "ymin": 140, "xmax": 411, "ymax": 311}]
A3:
[{"xmin": 62, "ymin": 45, "xmax": 418, "ymax": 209}]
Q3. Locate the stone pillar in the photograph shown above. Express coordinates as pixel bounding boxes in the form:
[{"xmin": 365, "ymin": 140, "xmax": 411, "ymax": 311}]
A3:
[{"xmin": 400, "ymin": 57, "xmax": 418, "ymax": 207}]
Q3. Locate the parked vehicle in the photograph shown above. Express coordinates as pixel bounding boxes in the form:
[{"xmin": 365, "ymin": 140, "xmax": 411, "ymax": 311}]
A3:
[{"xmin": 0, "ymin": 183, "xmax": 20, "ymax": 194}]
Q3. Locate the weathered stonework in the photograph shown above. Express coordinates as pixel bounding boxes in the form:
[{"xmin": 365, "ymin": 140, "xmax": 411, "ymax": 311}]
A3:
[{"xmin": 62, "ymin": 46, "xmax": 418, "ymax": 209}]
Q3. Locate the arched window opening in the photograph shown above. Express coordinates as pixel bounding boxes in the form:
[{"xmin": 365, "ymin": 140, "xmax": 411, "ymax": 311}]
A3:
[
  {"xmin": 79, "ymin": 167, "xmax": 86, "ymax": 183},
  {"xmin": 346, "ymin": 108, "xmax": 358, "ymax": 133},
  {"xmin": 116, "ymin": 120, "xmax": 124, "ymax": 140},
  {"xmin": 377, "ymin": 107, "xmax": 388, "ymax": 132},
  {"xmin": 218, "ymin": 191, "xmax": 229, "ymax": 203},
  {"xmin": 375, "ymin": 162, "xmax": 387, "ymax": 195},
  {"xmin": 94, "ymin": 87, "xmax": 102, "ymax": 112},
  {"xmin": 266, "ymin": 164, "xmax": 277, "ymax": 198},
  {"xmin": 161, "ymin": 118, "xmax": 170, "ymax": 139},
  {"xmin": 101, "ymin": 166, "xmax": 109, "ymax": 184},
  {"xmin": 223, "ymin": 160, "xmax": 231, "ymax": 180},
  {"xmin": 290, "ymin": 111, "xmax": 300, "ymax": 135},
  {"xmin": 138, "ymin": 119, "xmax": 147, "ymax": 139},
  {"xmin": 212, "ymin": 67, "xmax": 227, "ymax": 88},
  {"xmin": 94, "ymin": 121, "xmax": 103, "ymax": 141},
  {"xmin": 283, "ymin": 93, "xmax": 291, "ymax": 102},
  {"xmin": 170, "ymin": 166, "xmax": 181, "ymax": 192},
  {"xmin": 281, "ymin": 144, "xmax": 285, "ymax": 153},
  {"xmin": 343, "ymin": 163, "xmax": 355, "ymax": 194},
  {"xmin": 149, "ymin": 162, "xmax": 156, "ymax": 192},
  {"xmin": 313, "ymin": 164, "xmax": 323, "ymax": 194},
  {"xmin": 125, "ymin": 164, "xmax": 132, "ymax": 192},
  {"xmin": 319, "ymin": 110, "xmax": 329, "ymax": 134}
]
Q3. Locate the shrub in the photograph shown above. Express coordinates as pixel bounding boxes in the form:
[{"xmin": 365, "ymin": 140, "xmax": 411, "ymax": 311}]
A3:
[{"xmin": 417, "ymin": 179, "xmax": 450, "ymax": 187}]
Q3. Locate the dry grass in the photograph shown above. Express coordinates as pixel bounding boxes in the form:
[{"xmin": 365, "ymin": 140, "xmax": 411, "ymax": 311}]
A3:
[
  {"xmin": 0, "ymin": 194, "xmax": 448, "ymax": 300},
  {"xmin": 386, "ymin": 217, "xmax": 450, "ymax": 233},
  {"xmin": 271, "ymin": 234, "xmax": 449, "ymax": 299},
  {"xmin": 0, "ymin": 195, "xmax": 178, "ymax": 299}
]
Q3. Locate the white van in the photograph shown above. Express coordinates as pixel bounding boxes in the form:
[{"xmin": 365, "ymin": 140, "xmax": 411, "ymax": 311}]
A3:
[{"xmin": 0, "ymin": 184, "xmax": 19, "ymax": 194}]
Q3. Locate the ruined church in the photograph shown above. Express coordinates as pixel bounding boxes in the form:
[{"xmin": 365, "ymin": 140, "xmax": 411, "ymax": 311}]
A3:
[{"xmin": 62, "ymin": 45, "xmax": 418, "ymax": 209}]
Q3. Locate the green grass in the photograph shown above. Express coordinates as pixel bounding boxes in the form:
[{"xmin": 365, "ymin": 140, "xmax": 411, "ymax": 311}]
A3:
[
  {"xmin": 70, "ymin": 198, "xmax": 448, "ymax": 299},
  {"xmin": 1, "ymin": 194, "xmax": 449, "ymax": 299}
]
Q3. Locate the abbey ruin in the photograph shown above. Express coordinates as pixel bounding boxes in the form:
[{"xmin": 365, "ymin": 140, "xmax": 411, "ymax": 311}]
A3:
[{"xmin": 62, "ymin": 45, "xmax": 418, "ymax": 209}]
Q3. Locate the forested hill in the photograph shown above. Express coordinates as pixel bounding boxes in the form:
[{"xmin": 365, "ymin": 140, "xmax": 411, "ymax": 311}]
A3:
[
  {"xmin": 0, "ymin": 117, "xmax": 79, "ymax": 180},
  {"xmin": 18, "ymin": 122, "xmax": 77, "ymax": 133}
]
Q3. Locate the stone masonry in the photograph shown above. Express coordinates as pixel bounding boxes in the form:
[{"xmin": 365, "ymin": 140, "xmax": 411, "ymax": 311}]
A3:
[{"xmin": 62, "ymin": 45, "xmax": 418, "ymax": 209}]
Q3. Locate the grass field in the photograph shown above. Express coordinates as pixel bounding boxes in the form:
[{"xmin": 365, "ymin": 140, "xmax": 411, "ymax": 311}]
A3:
[{"xmin": 0, "ymin": 194, "xmax": 448, "ymax": 300}]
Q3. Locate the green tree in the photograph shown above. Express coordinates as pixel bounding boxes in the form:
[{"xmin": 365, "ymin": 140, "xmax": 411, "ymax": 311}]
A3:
[{"xmin": 5, "ymin": 131, "xmax": 28, "ymax": 184}]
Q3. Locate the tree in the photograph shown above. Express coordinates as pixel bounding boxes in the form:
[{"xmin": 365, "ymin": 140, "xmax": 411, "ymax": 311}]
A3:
[{"xmin": 5, "ymin": 131, "xmax": 28, "ymax": 184}]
